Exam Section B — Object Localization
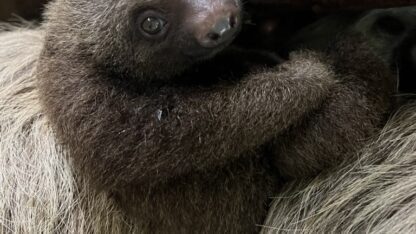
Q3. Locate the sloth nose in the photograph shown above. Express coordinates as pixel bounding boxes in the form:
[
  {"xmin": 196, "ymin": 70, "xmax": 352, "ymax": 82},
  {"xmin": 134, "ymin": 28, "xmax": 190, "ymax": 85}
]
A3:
[
  {"xmin": 194, "ymin": 1, "xmax": 241, "ymax": 49},
  {"xmin": 199, "ymin": 15, "xmax": 239, "ymax": 48}
]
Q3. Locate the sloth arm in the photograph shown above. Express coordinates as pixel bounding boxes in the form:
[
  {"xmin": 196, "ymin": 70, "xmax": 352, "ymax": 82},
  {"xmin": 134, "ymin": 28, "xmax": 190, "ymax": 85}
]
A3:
[
  {"xmin": 39, "ymin": 51, "xmax": 335, "ymax": 188},
  {"xmin": 273, "ymin": 36, "xmax": 396, "ymax": 178}
]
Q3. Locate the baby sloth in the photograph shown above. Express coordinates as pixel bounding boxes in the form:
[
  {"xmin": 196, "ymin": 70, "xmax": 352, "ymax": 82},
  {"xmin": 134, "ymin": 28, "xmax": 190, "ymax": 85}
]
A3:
[{"xmin": 36, "ymin": 0, "xmax": 395, "ymax": 233}]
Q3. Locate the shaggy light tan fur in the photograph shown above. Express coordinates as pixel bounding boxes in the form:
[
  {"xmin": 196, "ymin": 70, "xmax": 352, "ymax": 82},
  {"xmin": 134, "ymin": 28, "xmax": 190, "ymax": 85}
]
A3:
[
  {"xmin": 262, "ymin": 102, "xmax": 416, "ymax": 233},
  {"xmin": 0, "ymin": 28, "xmax": 140, "ymax": 234}
]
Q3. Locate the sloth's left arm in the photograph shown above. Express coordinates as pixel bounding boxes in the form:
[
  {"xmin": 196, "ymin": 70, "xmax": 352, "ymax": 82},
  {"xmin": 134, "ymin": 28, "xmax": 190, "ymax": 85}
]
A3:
[{"xmin": 271, "ymin": 35, "xmax": 397, "ymax": 178}]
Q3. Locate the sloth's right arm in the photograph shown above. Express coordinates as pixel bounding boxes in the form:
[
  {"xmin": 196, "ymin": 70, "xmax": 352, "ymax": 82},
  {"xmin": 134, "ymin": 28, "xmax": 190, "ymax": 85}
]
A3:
[{"xmin": 41, "ymin": 51, "xmax": 335, "ymax": 188}]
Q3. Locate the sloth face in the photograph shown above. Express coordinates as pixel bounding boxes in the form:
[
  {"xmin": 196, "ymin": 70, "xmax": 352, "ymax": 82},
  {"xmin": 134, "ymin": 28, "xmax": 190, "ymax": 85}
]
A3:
[
  {"xmin": 56, "ymin": 0, "xmax": 242, "ymax": 81},
  {"xmin": 131, "ymin": 0, "xmax": 242, "ymax": 62}
]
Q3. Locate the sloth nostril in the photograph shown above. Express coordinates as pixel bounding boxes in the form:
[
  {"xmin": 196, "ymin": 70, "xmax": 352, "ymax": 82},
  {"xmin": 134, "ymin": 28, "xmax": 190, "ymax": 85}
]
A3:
[
  {"xmin": 230, "ymin": 15, "xmax": 237, "ymax": 28},
  {"xmin": 207, "ymin": 32, "xmax": 221, "ymax": 41},
  {"xmin": 199, "ymin": 17, "xmax": 235, "ymax": 47}
]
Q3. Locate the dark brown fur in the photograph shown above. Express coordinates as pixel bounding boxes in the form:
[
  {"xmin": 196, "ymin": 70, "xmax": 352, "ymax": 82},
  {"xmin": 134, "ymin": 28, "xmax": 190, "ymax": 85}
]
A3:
[
  {"xmin": 271, "ymin": 7, "xmax": 416, "ymax": 178},
  {"xmin": 272, "ymin": 37, "xmax": 396, "ymax": 178},
  {"xmin": 35, "ymin": 0, "xmax": 395, "ymax": 233}
]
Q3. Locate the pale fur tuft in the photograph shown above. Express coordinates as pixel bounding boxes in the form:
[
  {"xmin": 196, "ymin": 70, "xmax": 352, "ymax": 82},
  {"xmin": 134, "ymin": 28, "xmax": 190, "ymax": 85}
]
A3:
[
  {"xmin": 0, "ymin": 27, "xmax": 137, "ymax": 234},
  {"xmin": 262, "ymin": 102, "xmax": 416, "ymax": 233},
  {"xmin": 0, "ymin": 17, "xmax": 38, "ymax": 32}
]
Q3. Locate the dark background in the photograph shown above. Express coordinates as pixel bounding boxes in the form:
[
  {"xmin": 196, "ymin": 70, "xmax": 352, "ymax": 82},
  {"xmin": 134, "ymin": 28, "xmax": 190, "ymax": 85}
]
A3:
[
  {"xmin": 1, "ymin": 0, "xmax": 413, "ymax": 21},
  {"xmin": 0, "ymin": 0, "xmax": 48, "ymax": 20}
]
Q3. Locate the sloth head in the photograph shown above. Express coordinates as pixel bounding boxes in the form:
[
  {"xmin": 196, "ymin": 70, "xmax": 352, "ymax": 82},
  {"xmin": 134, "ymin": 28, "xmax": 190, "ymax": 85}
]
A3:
[
  {"xmin": 353, "ymin": 6, "xmax": 416, "ymax": 93},
  {"xmin": 353, "ymin": 7, "xmax": 416, "ymax": 64},
  {"xmin": 44, "ymin": 0, "xmax": 242, "ymax": 80}
]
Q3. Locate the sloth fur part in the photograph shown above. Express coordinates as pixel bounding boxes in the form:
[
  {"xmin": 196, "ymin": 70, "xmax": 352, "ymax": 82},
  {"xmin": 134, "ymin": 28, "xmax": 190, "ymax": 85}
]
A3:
[
  {"xmin": 271, "ymin": 6, "xmax": 416, "ymax": 178},
  {"xmin": 262, "ymin": 101, "xmax": 416, "ymax": 233},
  {"xmin": 286, "ymin": 6, "xmax": 416, "ymax": 74}
]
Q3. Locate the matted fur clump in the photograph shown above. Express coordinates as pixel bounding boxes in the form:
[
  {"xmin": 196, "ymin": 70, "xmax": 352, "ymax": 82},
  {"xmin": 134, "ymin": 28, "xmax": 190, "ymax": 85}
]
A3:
[{"xmin": 263, "ymin": 102, "xmax": 416, "ymax": 233}]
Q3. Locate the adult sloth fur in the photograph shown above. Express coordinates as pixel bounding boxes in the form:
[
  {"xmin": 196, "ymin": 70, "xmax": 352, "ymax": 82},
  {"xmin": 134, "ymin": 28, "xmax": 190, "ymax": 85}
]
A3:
[{"xmin": 262, "ymin": 102, "xmax": 416, "ymax": 233}]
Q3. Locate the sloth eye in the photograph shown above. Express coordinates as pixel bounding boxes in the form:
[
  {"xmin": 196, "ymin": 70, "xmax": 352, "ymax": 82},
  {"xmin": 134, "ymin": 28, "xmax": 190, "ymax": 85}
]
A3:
[{"xmin": 141, "ymin": 16, "xmax": 166, "ymax": 35}]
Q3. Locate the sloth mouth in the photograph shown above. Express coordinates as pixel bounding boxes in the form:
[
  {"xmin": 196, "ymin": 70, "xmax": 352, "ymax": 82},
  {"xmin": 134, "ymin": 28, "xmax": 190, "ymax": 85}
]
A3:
[
  {"xmin": 183, "ymin": 38, "xmax": 236, "ymax": 61},
  {"xmin": 185, "ymin": 45, "xmax": 227, "ymax": 60}
]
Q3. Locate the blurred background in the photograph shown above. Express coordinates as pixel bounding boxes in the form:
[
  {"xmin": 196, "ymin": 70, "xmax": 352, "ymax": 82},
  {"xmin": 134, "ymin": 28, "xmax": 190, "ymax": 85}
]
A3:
[{"xmin": 0, "ymin": 0, "xmax": 48, "ymax": 20}]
